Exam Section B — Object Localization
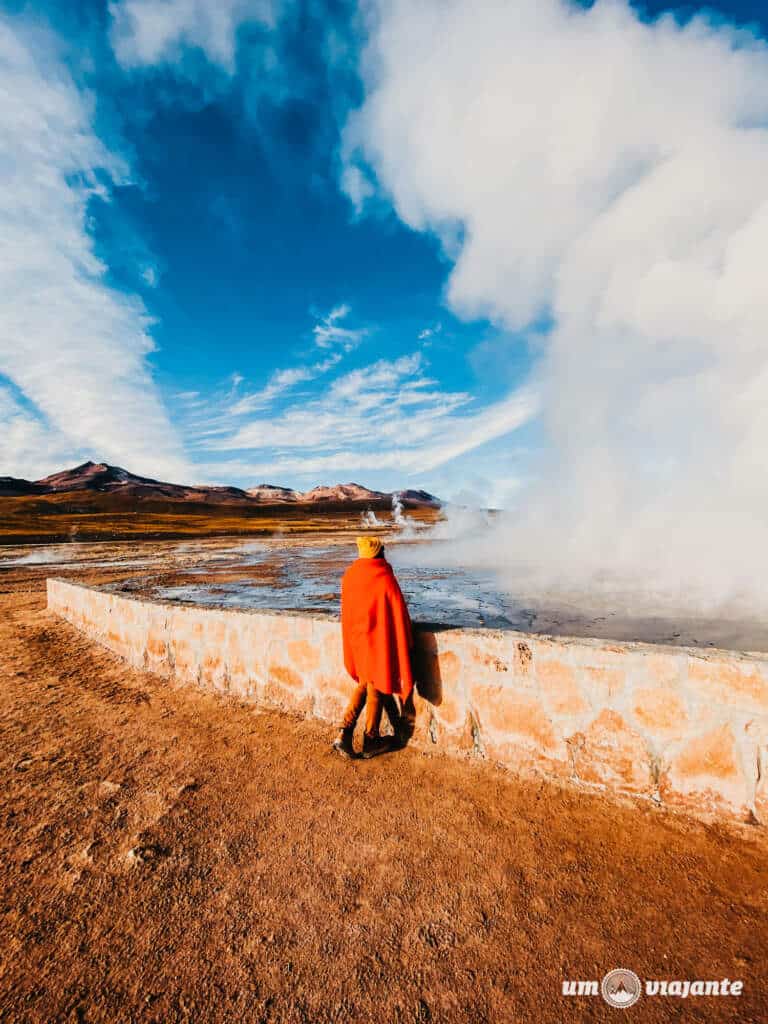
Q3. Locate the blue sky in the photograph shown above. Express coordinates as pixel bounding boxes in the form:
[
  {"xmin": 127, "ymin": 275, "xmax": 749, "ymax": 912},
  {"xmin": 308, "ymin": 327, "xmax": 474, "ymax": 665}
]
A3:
[{"xmin": 1, "ymin": 0, "xmax": 767, "ymax": 506}]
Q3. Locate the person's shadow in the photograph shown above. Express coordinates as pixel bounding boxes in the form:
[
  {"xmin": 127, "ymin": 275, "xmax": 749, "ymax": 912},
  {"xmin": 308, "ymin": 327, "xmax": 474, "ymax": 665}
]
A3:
[{"xmin": 385, "ymin": 624, "xmax": 448, "ymax": 748}]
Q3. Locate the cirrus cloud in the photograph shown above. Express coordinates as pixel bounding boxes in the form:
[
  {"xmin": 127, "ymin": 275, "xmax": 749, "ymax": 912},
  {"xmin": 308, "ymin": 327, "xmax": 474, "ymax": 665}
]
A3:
[{"xmin": 0, "ymin": 14, "xmax": 188, "ymax": 481}]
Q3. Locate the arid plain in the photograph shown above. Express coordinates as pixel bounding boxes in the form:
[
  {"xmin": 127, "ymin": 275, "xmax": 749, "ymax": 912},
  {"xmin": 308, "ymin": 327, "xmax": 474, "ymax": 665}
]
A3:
[{"xmin": 1, "ymin": 507, "xmax": 767, "ymax": 1024}]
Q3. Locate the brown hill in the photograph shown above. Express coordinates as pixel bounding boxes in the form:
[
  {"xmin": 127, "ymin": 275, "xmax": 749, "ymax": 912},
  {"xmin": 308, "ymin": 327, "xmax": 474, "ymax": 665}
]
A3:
[
  {"xmin": 298, "ymin": 483, "xmax": 390, "ymax": 504},
  {"xmin": 36, "ymin": 462, "xmax": 143, "ymax": 492},
  {"xmin": 0, "ymin": 462, "xmax": 441, "ymax": 510},
  {"xmin": 246, "ymin": 484, "xmax": 300, "ymax": 502},
  {"xmin": 30, "ymin": 462, "xmax": 252, "ymax": 505}
]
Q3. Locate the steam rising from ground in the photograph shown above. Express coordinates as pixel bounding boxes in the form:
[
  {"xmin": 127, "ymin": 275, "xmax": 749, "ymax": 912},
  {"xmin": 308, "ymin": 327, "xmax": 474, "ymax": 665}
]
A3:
[{"xmin": 348, "ymin": 0, "xmax": 768, "ymax": 615}]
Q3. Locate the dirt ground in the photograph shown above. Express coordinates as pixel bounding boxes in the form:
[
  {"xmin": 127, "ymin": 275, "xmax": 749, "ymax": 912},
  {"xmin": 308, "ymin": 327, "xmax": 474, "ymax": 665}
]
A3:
[
  {"xmin": 0, "ymin": 495, "xmax": 440, "ymax": 545},
  {"xmin": 1, "ymin": 566, "xmax": 767, "ymax": 1024}
]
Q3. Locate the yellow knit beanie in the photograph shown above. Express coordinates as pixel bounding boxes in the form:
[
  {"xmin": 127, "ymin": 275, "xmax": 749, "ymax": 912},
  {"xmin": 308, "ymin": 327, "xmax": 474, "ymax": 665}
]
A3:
[{"xmin": 356, "ymin": 536, "xmax": 383, "ymax": 559}]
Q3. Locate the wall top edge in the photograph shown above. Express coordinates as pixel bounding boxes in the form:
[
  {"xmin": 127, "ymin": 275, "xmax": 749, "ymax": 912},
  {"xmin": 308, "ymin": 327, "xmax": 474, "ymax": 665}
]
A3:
[{"xmin": 45, "ymin": 576, "xmax": 768, "ymax": 666}]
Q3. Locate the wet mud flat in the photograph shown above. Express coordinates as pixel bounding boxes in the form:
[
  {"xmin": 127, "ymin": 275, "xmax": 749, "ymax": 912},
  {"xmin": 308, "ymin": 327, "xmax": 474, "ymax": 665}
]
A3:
[
  {"xmin": 6, "ymin": 530, "xmax": 767, "ymax": 652},
  {"xmin": 139, "ymin": 544, "xmax": 768, "ymax": 651}
]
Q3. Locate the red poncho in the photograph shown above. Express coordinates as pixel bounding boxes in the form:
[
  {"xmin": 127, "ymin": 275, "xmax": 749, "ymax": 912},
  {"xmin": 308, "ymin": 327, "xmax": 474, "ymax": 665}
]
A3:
[{"xmin": 341, "ymin": 557, "xmax": 414, "ymax": 697}]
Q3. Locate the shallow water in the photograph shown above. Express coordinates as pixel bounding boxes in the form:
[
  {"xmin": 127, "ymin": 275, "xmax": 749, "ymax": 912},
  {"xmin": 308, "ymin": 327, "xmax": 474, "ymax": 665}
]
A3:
[
  {"xmin": 5, "ymin": 534, "xmax": 768, "ymax": 652},
  {"xmin": 126, "ymin": 541, "xmax": 768, "ymax": 651},
  {"xmin": 150, "ymin": 546, "xmax": 514, "ymax": 629}
]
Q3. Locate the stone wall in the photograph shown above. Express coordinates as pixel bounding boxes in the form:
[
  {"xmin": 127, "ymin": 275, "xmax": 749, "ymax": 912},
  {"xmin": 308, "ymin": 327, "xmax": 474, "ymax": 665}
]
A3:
[{"xmin": 48, "ymin": 578, "xmax": 768, "ymax": 823}]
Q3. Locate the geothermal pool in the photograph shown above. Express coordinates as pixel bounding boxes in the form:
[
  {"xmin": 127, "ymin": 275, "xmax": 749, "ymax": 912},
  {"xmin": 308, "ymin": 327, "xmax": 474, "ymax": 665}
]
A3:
[
  {"xmin": 5, "ymin": 533, "xmax": 768, "ymax": 652},
  {"xmin": 134, "ymin": 544, "xmax": 516, "ymax": 630}
]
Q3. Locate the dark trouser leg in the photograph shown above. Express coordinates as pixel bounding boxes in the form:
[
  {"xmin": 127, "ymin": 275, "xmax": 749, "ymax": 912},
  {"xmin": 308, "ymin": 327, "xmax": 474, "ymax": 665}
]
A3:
[
  {"xmin": 398, "ymin": 689, "xmax": 416, "ymax": 743},
  {"xmin": 381, "ymin": 694, "xmax": 401, "ymax": 734},
  {"xmin": 340, "ymin": 681, "xmax": 368, "ymax": 731},
  {"xmin": 363, "ymin": 683, "xmax": 384, "ymax": 738}
]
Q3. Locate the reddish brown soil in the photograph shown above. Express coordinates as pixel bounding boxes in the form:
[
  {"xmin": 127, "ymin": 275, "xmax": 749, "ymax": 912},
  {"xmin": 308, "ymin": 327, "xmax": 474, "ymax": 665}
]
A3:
[{"xmin": 1, "ymin": 567, "xmax": 766, "ymax": 1023}]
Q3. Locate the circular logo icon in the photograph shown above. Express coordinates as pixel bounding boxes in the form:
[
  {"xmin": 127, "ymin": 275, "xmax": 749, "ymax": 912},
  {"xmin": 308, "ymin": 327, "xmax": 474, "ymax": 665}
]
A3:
[{"xmin": 601, "ymin": 969, "xmax": 642, "ymax": 1009}]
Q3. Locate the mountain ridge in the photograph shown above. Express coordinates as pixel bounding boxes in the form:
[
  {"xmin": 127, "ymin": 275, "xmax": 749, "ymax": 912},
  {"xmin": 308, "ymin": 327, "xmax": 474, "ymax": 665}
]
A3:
[{"xmin": 0, "ymin": 461, "xmax": 441, "ymax": 509}]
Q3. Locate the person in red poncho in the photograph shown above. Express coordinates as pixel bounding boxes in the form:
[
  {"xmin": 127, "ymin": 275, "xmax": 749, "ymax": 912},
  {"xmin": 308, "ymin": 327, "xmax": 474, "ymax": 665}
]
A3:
[{"xmin": 333, "ymin": 535, "xmax": 414, "ymax": 759}]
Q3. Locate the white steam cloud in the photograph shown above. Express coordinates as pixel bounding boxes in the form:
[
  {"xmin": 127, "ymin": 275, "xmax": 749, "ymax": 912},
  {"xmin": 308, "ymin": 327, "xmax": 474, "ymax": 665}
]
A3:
[{"xmin": 346, "ymin": 0, "xmax": 768, "ymax": 613}]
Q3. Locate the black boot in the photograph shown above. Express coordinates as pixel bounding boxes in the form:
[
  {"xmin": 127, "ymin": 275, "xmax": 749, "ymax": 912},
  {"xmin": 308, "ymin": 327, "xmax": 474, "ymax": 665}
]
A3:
[
  {"xmin": 362, "ymin": 733, "xmax": 396, "ymax": 759},
  {"xmin": 332, "ymin": 727, "xmax": 356, "ymax": 759}
]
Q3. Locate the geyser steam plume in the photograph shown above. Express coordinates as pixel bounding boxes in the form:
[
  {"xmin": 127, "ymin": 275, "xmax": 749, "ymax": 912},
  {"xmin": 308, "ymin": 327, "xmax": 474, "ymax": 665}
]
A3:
[{"xmin": 346, "ymin": 0, "xmax": 768, "ymax": 615}]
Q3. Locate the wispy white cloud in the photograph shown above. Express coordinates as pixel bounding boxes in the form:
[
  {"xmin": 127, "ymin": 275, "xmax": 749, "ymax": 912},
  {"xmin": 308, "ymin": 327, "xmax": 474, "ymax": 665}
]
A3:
[
  {"xmin": 200, "ymin": 389, "xmax": 536, "ymax": 479},
  {"xmin": 208, "ymin": 305, "xmax": 367, "ymax": 420},
  {"xmin": 202, "ymin": 345, "xmax": 536, "ymax": 480},
  {"xmin": 418, "ymin": 322, "xmax": 441, "ymax": 342},
  {"xmin": 229, "ymin": 353, "xmax": 343, "ymax": 416},
  {"xmin": 312, "ymin": 303, "xmax": 368, "ymax": 351},
  {"xmin": 0, "ymin": 385, "xmax": 74, "ymax": 480},
  {"xmin": 0, "ymin": 15, "xmax": 188, "ymax": 481}
]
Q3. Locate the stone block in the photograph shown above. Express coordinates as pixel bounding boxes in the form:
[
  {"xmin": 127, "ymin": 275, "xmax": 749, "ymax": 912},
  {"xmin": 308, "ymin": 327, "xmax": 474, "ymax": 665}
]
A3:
[
  {"xmin": 200, "ymin": 649, "xmax": 227, "ymax": 690},
  {"xmin": 468, "ymin": 650, "xmax": 513, "ymax": 695},
  {"xmin": 687, "ymin": 656, "xmax": 768, "ymax": 716},
  {"xmin": 222, "ymin": 625, "xmax": 259, "ymax": 696},
  {"xmin": 312, "ymin": 675, "xmax": 351, "ymax": 725},
  {"xmin": 660, "ymin": 723, "xmax": 752, "ymax": 817},
  {"xmin": 431, "ymin": 683, "xmax": 466, "ymax": 731},
  {"xmin": 287, "ymin": 638, "xmax": 321, "ymax": 674},
  {"xmin": 536, "ymin": 658, "xmax": 590, "ymax": 718},
  {"xmin": 407, "ymin": 690, "xmax": 439, "ymax": 747},
  {"xmin": 631, "ymin": 686, "xmax": 689, "ymax": 744},
  {"xmin": 437, "ymin": 649, "xmax": 462, "ymax": 688},
  {"xmin": 292, "ymin": 615, "xmax": 316, "ymax": 640},
  {"xmin": 264, "ymin": 615, "xmax": 298, "ymax": 641},
  {"xmin": 240, "ymin": 622, "xmax": 271, "ymax": 667},
  {"xmin": 570, "ymin": 709, "xmax": 653, "ymax": 795},
  {"xmin": 268, "ymin": 662, "xmax": 304, "ymax": 690},
  {"xmin": 643, "ymin": 652, "xmax": 684, "ymax": 688},
  {"xmin": 227, "ymin": 657, "xmax": 254, "ymax": 699},
  {"xmin": 742, "ymin": 718, "xmax": 768, "ymax": 821},
  {"xmin": 168, "ymin": 632, "xmax": 198, "ymax": 682},
  {"xmin": 146, "ymin": 625, "xmax": 168, "ymax": 662},
  {"xmin": 204, "ymin": 617, "xmax": 227, "ymax": 644},
  {"xmin": 566, "ymin": 643, "xmax": 632, "ymax": 702},
  {"xmin": 319, "ymin": 629, "xmax": 345, "ymax": 673},
  {"xmin": 470, "ymin": 684, "xmax": 569, "ymax": 774},
  {"xmin": 581, "ymin": 666, "xmax": 626, "ymax": 703}
]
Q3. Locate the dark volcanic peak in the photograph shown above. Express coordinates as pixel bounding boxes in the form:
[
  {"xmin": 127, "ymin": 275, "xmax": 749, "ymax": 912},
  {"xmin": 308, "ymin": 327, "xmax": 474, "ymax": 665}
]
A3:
[
  {"xmin": 394, "ymin": 488, "xmax": 442, "ymax": 509},
  {"xmin": 1, "ymin": 462, "xmax": 442, "ymax": 508},
  {"xmin": 36, "ymin": 461, "xmax": 162, "ymax": 492}
]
